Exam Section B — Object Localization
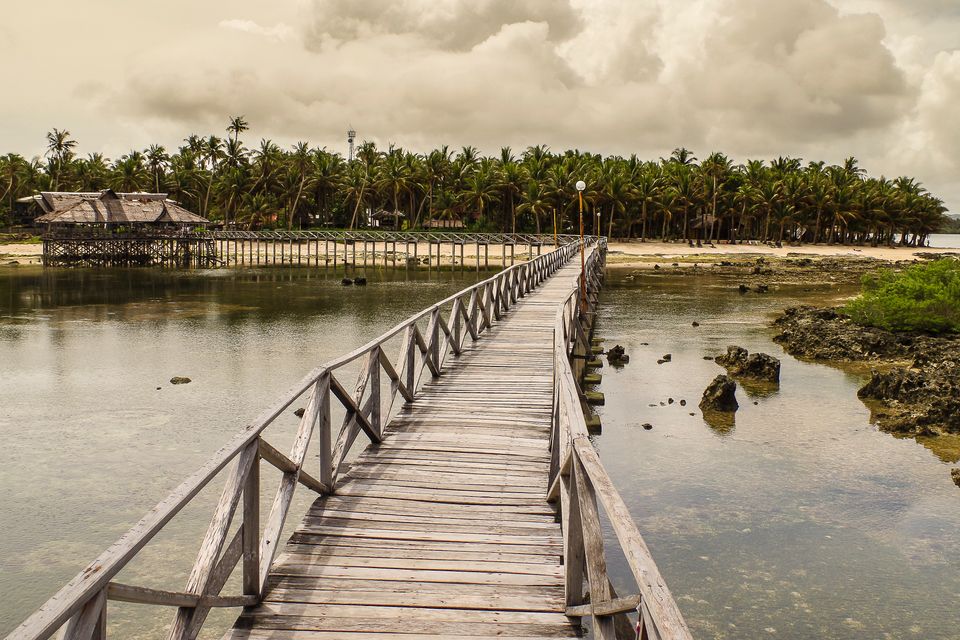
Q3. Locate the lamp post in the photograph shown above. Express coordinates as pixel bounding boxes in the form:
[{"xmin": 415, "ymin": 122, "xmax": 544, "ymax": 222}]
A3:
[{"xmin": 576, "ymin": 180, "xmax": 587, "ymax": 313}]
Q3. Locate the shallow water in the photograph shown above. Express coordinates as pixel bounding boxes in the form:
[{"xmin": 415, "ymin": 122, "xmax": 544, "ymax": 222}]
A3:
[
  {"xmin": 593, "ymin": 270, "xmax": 960, "ymax": 639},
  {"xmin": 0, "ymin": 265, "xmax": 489, "ymax": 637},
  {"xmin": 926, "ymin": 233, "xmax": 960, "ymax": 249},
  {"xmin": 2, "ymin": 265, "xmax": 958, "ymax": 638}
]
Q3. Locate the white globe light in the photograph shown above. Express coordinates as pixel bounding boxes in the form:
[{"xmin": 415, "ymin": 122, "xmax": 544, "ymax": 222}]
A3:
[{"xmin": 575, "ymin": 180, "xmax": 586, "ymax": 192}]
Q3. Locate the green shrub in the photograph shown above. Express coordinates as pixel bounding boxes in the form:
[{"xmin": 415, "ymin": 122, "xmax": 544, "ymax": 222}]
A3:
[{"xmin": 845, "ymin": 259, "xmax": 960, "ymax": 333}]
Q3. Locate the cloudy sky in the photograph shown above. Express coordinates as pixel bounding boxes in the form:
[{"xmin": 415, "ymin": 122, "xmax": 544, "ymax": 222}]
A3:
[{"xmin": 2, "ymin": 0, "xmax": 959, "ymax": 210}]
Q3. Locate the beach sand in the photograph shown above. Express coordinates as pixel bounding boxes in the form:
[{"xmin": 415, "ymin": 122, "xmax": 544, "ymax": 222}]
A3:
[
  {"xmin": 2, "ymin": 239, "xmax": 957, "ymax": 269},
  {"xmin": 605, "ymin": 240, "xmax": 958, "ymax": 268}
]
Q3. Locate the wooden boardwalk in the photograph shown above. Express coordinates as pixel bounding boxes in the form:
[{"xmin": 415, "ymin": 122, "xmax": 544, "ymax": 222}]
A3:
[
  {"xmin": 9, "ymin": 237, "xmax": 692, "ymax": 640},
  {"xmin": 226, "ymin": 259, "xmax": 586, "ymax": 639}
]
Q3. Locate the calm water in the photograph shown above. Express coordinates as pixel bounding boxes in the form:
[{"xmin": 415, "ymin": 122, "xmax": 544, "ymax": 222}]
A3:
[
  {"xmin": 927, "ymin": 233, "xmax": 960, "ymax": 249},
  {"xmin": 0, "ymin": 265, "xmax": 488, "ymax": 637},
  {"xmin": 594, "ymin": 271, "xmax": 960, "ymax": 639},
  {"xmin": 1, "ymin": 266, "xmax": 959, "ymax": 639}
]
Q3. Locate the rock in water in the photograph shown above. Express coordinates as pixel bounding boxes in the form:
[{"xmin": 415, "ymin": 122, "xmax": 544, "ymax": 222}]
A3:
[
  {"xmin": 353, "ymin": 277, "xmax": 367, "ymax": 286},
  {"xmin": 341, "ymin": 278, "xmax": 353, "ymax": 286},
  {"xmin": 952, "ymin": 468, "xmax": 960, "ymax": 488},
  {"xmin": 715, "ymin": 345, "xmax": 780, "ymax": 383},
  {"xmin": 699, "ymin": 375, "xmax": 739, "ymax": 412},
  {"xmin": 170, "ymin": 376, "xmax": 192, "ymax": 385},
  {"xmin": 661, "ymin": 353, "xmax": 672, "ymax": 362},
  {"xmin": 716, "ymin": 346, "xmax": 749, "ymax": 367},
  {"xmin": 294, "ymin": 407, "xmax": 306, "ymax": 418},
  {"xmin": 607, "ymin": 344, "xmax": 629, "ymax": 365}
]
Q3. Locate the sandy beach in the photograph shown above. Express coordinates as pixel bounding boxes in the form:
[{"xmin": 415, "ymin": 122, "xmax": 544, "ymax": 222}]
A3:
[
  {"xmin": 3, "ymin": 239, "xmax": 958, "ymax": 269},
  {"xmin": 605, "ymin": 240, "xmax": 959, "ymax": 267}
]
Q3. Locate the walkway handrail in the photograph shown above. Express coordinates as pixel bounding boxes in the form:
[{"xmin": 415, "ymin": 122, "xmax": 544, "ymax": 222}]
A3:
[
  {"xmin": 7, "ymin": 238, "xmax": 589, "ymax": 640},
  {"xmin": 210, "ymin": 229, "xmax": 581, "ymax": 245},
  {"xmin": 547, "ymin": 241, "xmax": 694, "ymax": 640}
]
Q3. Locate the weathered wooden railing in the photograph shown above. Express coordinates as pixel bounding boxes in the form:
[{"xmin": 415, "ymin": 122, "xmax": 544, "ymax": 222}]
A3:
[
  {"xmin": 8, "ymin": 239, "xmax": 585, "ymax": 640},
  {"xmin": 211, "ymin": 229, "xmax": 579, "ymax": 245},
  {"xmin": 548, "ymin": 241, "xmax": 694, "ymax": 640}
]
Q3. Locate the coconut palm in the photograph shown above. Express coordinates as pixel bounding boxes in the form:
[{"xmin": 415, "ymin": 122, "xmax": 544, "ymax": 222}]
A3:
[{"xmin": 46, "ymin": 128, "xmax": 77, "ymax": 191}]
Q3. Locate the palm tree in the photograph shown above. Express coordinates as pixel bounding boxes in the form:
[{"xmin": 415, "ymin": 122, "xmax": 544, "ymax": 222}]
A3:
[
  {"xmin": 462, "ymin": 159, "xmax": 500, "ymax": 227},
  {"xmin": 376, "ymin": 150, "xmax": 413, "ymax": 229},
  {"xmin": 288, "ymin": 142, "xmax": 313, "ymax": 230},
  {"xmin": 46, "ymin": 128, "xmax": 77, "ymax": 191},
  {"xmin": 633, "ymin": 163, "xmax": 663, "ymax": 241},
  {"xmin": 110, "ymin": 152, "xmax": 149, "ymax": 192},
  {"xmin": 227, "ymin": 116, "xmax": 249, "ymax": 146},
  {"xmin": 498, "ymin": 156, "xmax": 525, "ymax": 233},
  {"xmin": 201, "ymin": 136, "xmax": 224, "ymax": 219},
  {"xmin": 145, "ymin": 145, "xmax": 169, "ymax": 193}
]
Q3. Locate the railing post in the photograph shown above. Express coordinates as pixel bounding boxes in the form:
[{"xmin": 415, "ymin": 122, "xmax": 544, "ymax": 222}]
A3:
[
  {"xmin": 317, "ymin": 373, "xmax": 333, "ymax": 488},
  {"xmin": 241, "ymin": 445, "xmax": 260, "ymax": 598},
  {"xmin": 369, "ymin": 348, "xmax": 382, "ymax": 438},
  {"xmin": 61, "ymin": 590, "xmax": 106, "ymax": 640}
]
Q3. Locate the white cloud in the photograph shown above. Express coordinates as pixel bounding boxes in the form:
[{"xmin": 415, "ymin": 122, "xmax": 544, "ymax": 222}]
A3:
[
  {"xmin": 219, "ymin": 19, "xmax": 296, "ymax": 42},
  {"xmin": 2, "ymin": 0, "xmax": 959, "ymax": 211}
]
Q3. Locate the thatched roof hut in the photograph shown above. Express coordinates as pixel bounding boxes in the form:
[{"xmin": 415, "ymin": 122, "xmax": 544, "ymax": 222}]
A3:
[{"xmin": 25, "ymin": 190, "xmax": 209, "ymax": 227}]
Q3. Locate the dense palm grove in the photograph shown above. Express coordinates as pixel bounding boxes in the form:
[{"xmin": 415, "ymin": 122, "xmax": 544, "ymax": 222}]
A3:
[{"xmin": 0, "ymin": 118, "xmax": 950, "ymax": 246}]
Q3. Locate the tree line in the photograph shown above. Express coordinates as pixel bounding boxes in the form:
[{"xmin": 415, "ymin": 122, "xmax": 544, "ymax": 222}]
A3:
[{"xmin": 0, "ymin": 117, "xmax": 950, "ymax": 246}]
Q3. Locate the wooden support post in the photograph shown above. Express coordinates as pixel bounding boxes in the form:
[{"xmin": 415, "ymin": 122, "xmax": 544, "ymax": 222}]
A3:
[
  {"xmin": 61, "ymin": 589, "xmax": 106, "ymax": 640},
  {"xmin": 241, "ymin": 447, "xmax": 259, "ymax": 597},
  {"xmin": 317, "ymin": 374, "xmax": 332, "ymax": 488}
]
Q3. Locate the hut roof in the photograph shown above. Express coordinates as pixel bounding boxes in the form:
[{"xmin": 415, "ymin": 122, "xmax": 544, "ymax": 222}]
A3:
[
  {"xmin": 371, "ymin": 209, "xmax": 406, "ymax": 220},
  {"xmin": 32, "ymin": 190, "xmax": 209, "ymax": 226}
]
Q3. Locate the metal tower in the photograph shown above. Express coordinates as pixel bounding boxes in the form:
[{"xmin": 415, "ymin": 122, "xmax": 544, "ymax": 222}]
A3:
[{"xmin": 347, "ymin": 127, "xmax": 356, "ymax": 162}]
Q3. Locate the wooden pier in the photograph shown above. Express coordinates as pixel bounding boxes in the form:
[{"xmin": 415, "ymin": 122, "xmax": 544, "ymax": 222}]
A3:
[
  {"xmin": 41, "ymin": 230, "xmax": 577, "ymax": 270},
  {"xmin": 209, "ymin": 230, "xmax": 576, "ymax": 269},
  {"xmin": 8, "ymin": 237, "xmax": 692, "ymax": 640},
  {"xmin": 42, "ymin": 232, "xmax": 217, "ymax": 268}
]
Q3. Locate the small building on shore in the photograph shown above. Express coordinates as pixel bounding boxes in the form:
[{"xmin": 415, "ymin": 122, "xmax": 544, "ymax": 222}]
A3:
[
  {"xmin": 24, "ymin": 190, "xmax": 216, "ymax": 267},
  {"xmin": 25, "ymin": 190, "xmax": 210, "ymax": 229}
]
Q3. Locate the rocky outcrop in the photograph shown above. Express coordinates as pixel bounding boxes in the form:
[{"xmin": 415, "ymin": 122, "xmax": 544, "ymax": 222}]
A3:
[
  {"xmin": 170, "ymin": 376, "xmax": 192, "ymax": 385},
  {"xmin": 857, "ymin": 364, "xmax": 960, "ymax": 436},
  {"xmin": 715, "ymin": 346, "xmax": 780, "ymax": 383},
  {"xmin": 774, "ymin": 305, "xmax": 960, "ymax": 437},
  {"xmin": 952, "ymin": 468, "xmax": 960, "ymax": 488},
  {"xmin": 699, "ymin": 375, "xmax": 739, "ymax": 412},
  {"xmin": 607, "ymin": 345, "xmax": 629, "ymax": 365}
]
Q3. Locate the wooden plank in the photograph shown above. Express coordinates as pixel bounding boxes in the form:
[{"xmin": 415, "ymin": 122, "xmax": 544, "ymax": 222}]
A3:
[
  {"xmin": 274, "ymin": 555, "xmax": 564, "ymax": 576},
  {"xmin": 230, "ymin": 615, "xmax": 580, "ymax": 636},
  {"xmin": 291, "ymin": 526, "xmax": 562, "ymax": 547},
  {"xmin": 247, "ymin": 602, "xmax": 572, "ymax": 624},
  {"xmin": 565, "ymin": 594, "xmax": 641, "ymax": 617},
  {"xmin": 106, "ymin": 583, "xmax": 258, "ymax": 608},
  {"xmin": 259, "ymin": 439, "xmax": 328, "ymax": 495},
  {"xmin": 223, "ymin": 629, "xmax": 579, "ymax": 640},
  {"xmin": 263, "ymin": 587, "xmax": 562, "ymax": 612},
  {"xmin": 285, "ymin": 535, "xmax": 559, "ymax": 558}
]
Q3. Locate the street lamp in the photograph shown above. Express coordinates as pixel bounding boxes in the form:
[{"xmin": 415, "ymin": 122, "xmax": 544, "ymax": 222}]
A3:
[{"xmin": 576, "ymin": 180, "xmax": 587, "ymax": 313}]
